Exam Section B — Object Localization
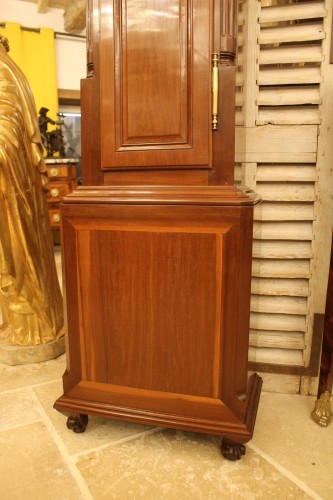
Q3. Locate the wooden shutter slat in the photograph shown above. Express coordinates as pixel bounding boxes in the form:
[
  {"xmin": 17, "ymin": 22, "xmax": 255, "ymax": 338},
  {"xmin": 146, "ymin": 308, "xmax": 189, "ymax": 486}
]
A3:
[
  {"xmin": 259, "ymin": 23, "xmax": 324, "ymax": 45},
  {"xmin": 235, "ymin": 125, "xmax": 318, "ymax": 163},
  {"xmin": 252, "ymin": 241, "xmax": 312, "ymax": 259},
  {"xmin": 256, "ymin": 165, "xmax": 317, "ymax": 182},
  {"xmin": 252, "ymin": 259, "xmax": 310, "ymax": 278},
  {"xmin": 253, "ymin": 221, "xmax": 313, "ymax": 240},
  {"xmin": 254, "ymin": 202, "xmax": 314, "ymax": 221},
  {"xmin": 258, "ymin": 87, "xmax": 321, "ymax": 106},
  {"xmin": 259, "ymin": 45, "xmax": 323, "ymax": 65},
  {"xmin": 251, "ymin": 295, "xmax": 308, "ymax": 315},
  {"xmin": 256, "ymin": 183, "xmax": 315, "ymax": 201},
  {"xmin": 257, "ymin": 107, "xmax": 320, "ymax": 126},
  {"xmin": 249, "ymin": 347, "xmax": 304, "ymax": 366},
  {"xmin": 258, "ymin": 67, "xmax": 322, "ymax": 86},
  {"xmin": 251, "ymin": 278, "xmax": 309, "ymax": 297},
  {"xmin": 260, "ymin": 3, "xmax": 326, "ymax": 24},
  {"xmin": 250, "ymin": 312, "xmax": 307, "ymax": 331},
  {"xmin": 249, "ymin": 330, "xmax": 305, "ymax": 350}
]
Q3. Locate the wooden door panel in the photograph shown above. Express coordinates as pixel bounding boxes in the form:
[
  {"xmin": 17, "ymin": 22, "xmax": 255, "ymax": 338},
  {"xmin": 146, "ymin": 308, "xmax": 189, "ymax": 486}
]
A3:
[
  {"xmin": 99, "ymin": 0, "xmax": 212, "ymax": 169},
  {"xmin": 77, "ymin": 228, "xmax": 226, "ymax": 397},
  {"xmin": 122, "ymin": 0, "xmax": 188, "ymax": 143}
]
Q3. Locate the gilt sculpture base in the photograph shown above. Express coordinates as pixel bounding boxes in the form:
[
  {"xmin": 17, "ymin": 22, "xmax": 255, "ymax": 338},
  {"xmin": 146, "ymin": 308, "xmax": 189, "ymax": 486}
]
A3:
[{"xmin": 0, "ymin": 335, "xmax": 65, "ymax": 366}]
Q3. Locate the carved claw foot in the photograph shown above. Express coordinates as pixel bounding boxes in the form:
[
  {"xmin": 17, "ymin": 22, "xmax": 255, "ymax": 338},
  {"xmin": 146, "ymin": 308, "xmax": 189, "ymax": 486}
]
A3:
[
  {"xmin": 66, "ymin": 413, "xmax": 89, "ymax": 433},
  {"xmin": 221, "ymin": 438, "xmax": 246, "ymax": 461}
]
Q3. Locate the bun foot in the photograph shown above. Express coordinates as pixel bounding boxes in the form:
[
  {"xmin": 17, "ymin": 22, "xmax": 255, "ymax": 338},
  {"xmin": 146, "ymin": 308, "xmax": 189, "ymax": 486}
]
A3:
[
  {"xmin": 66, "ymin": 413, "xmax": 89, "ymax": 433},
  {"xmin": 221, "ymin": 438, "xmax": 246, "ymax": 461}
]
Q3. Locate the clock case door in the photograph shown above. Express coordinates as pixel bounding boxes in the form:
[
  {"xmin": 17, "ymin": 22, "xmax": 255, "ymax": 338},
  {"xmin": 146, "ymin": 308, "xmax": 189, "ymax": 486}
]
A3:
[{"xmin": 81, "ymin": 0, "xmax": 236, "ymax": 186}]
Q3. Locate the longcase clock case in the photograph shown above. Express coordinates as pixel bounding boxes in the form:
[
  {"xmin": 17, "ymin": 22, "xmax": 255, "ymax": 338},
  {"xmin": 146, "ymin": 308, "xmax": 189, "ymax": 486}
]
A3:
[{"xmin": 54, "ymin": 0, "xmax": 262, "ymax": 461}]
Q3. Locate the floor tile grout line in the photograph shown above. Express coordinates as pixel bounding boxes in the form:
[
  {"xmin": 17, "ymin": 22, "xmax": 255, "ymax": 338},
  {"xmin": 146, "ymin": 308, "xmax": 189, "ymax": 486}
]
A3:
[
  {"xmin": 0, "ymin": 374, "xmax": 64, "ymax": 395},
  {"xmin": 29, "ymin": 387, "xmax": 94, "ymax": 500},
  {"xmin": 0, "ymin": 417, "xmax": 43, "ymax": 434},
  {"xmin": 71, "ymin": 426, "xmax": 163, "ymax": 460},
  {"xmin": 247, "ymin": 442, "xmax": 324, "ymax": 500}
]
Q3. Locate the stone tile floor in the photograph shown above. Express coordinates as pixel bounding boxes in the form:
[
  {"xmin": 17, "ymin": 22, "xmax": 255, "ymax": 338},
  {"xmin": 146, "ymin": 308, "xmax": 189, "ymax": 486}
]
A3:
[
  {"xmin": 1, "ymin": 357, "xmax": 332, "ymax": 499},
  {"xmin": 0, "ymin": 248, "xmax": 332, "ymax": 499}
]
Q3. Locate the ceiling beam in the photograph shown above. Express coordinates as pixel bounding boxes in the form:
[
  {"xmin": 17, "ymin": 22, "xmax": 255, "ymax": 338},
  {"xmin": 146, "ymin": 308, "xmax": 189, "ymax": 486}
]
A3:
[
  {"xmin": 37, "ymin": 0, "xmax": 49, "ymax": 14},
  {"xmin": 64, "ymin": 0, "xmax": 86, "ymax": 34}
]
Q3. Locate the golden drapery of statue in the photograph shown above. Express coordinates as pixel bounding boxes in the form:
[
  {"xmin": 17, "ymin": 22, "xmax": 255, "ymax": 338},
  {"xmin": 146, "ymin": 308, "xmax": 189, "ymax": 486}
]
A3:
[{"xmin": 0, "ymin": 35, "xmax": 64, "ymax": 348}]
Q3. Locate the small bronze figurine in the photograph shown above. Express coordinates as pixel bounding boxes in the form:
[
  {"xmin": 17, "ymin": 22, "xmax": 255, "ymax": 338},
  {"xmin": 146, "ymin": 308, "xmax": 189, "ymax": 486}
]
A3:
[{"xmin": 38, "ymin": 107, "xmax": 65, "ymax": 158}]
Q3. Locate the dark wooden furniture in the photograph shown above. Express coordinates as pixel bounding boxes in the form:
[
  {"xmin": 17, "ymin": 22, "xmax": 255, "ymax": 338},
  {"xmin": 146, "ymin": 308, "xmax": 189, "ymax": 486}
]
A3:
[
  {"xmin": 54, "ymin": 0, "xmax": 262, "ymax": 460},
  {"xmin": 311, "ymin": 234, "xmax": 333, "ymax": 427},
  {"xmin": 45, "ymin": 158, "xmax": 78, "ymax": 230},
  {"xmin": 318, "ymin": 235, "xmax": 333, "ymax": 397}
]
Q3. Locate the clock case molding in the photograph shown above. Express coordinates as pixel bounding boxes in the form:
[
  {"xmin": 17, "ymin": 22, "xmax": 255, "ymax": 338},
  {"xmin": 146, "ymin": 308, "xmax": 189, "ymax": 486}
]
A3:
[{"xmin": 54, "ymin": 0, "xmax": 262, "ymax": 461}]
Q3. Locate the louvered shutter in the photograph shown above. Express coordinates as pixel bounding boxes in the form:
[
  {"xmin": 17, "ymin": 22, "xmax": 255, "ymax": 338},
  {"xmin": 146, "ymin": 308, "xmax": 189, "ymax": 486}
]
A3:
[{"xmin": 235, "ymin": 0, "xmax": 333, "ymax": 394}]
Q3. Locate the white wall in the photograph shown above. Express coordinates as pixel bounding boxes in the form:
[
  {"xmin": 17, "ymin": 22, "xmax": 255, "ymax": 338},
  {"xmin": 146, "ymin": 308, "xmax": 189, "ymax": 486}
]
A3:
[{"xmin": 0, "ymin": 0, "xmax": 86, "ymax": 90}]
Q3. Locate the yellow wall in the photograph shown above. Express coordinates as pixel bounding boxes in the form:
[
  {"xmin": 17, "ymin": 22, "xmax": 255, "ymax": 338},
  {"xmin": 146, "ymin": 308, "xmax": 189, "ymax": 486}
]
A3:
[{"xmin": 0, "ymin": 21, "xmax": 58, "ymax": 122}]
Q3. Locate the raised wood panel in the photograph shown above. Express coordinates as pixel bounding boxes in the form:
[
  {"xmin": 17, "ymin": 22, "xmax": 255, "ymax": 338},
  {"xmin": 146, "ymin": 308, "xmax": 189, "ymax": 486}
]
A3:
[
  {"xmin": 77, "ymin": 228, "xmax": 223, "ymax": 396},
  {"xmin": 99, "ymin": 0, "xmax": 212, "ymax": 170}
]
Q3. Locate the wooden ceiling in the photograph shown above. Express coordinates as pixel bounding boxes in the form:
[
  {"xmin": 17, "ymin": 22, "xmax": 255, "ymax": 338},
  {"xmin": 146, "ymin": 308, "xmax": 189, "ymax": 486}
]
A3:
[{"xmin": 20, "ymin": 0, "xmax": 86, "ymax": 33}]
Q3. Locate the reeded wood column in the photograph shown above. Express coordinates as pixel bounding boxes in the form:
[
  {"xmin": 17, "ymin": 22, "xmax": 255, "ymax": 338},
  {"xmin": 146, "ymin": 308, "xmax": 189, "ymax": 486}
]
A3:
[{"xmin": 211, "ymin": 0, "xmax": 238, "ymax": 185}]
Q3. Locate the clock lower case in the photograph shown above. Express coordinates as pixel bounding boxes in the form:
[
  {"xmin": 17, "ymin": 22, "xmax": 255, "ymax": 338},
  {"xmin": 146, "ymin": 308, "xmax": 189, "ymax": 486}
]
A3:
[{"xmin": 54, "ymin": 185, "xmax": 262, "ymax": 460}]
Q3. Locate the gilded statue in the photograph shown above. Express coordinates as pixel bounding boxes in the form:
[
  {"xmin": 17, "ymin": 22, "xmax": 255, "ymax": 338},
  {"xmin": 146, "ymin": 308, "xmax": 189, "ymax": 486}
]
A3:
[{"xmin": 0, "ymin": 35, "xmax": 64, "ymax": 347}]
